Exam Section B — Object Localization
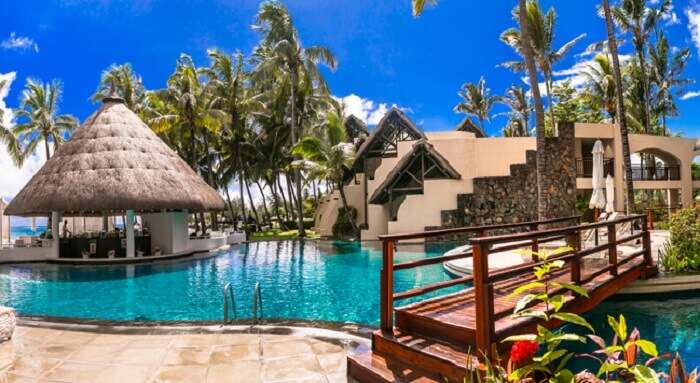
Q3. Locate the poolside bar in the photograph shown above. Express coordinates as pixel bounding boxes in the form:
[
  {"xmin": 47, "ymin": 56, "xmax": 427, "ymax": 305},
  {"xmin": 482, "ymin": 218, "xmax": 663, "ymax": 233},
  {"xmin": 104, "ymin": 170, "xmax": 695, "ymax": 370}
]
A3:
[{"xmin": 3, "ymin": 96, "xmax": 227, "ymax": 262}]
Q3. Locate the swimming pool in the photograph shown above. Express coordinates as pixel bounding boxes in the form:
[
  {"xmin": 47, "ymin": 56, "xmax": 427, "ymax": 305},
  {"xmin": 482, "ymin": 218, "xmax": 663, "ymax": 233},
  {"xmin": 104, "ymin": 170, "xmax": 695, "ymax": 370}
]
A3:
[
  {"xmin": 1, "ymin": 240, "xmax": 699, "ymax": 367},
  {"xmin": 0, "ymin": 240, "xmax": 459, "ymax": 324}
]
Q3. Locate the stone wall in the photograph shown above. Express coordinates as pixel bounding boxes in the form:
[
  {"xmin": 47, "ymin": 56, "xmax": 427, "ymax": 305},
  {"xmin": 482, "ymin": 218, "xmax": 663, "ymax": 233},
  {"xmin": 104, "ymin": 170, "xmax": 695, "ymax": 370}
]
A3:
[{"xmin": 427, "ymin": 122, "xmax": 576, "ymax": 240}]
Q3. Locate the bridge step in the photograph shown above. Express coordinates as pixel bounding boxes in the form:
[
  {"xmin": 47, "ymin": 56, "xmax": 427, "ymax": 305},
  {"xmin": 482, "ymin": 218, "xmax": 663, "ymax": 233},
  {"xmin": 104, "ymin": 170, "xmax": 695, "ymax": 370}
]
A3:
[
  {"xmin": 347, "ymin": 349, "xmax": 442, "ymax": 383},
  {"xmin": 372, "ymin": 329, "xmax": 476, "ymax": 383}
]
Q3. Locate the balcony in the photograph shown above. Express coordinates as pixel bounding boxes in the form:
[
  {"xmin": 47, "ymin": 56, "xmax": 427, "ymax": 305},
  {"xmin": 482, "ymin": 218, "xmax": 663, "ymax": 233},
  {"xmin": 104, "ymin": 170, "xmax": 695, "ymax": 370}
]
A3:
[
  {"xmin": 576, "ymin": 158, "xmax": 614, "ymax": 178},
  {"xmin": 630, "ymin": 165, "xmax": 680, "ymax": 181}
]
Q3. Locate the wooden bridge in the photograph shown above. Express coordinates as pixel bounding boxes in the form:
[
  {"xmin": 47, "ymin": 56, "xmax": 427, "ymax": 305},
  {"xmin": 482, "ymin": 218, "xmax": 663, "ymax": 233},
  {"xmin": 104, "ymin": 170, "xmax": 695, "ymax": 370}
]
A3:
[{"xmin": 347, "ymin": 215, "xmax": 657, "ymax": 383}]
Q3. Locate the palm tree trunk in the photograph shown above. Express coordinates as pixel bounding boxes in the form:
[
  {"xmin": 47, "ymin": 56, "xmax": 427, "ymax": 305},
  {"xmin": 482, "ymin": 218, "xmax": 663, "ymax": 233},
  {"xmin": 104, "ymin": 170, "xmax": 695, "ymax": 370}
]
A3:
[
  {"xmin": 544, "ymin": 75, "xmax": 556, "ymax": 131},
  {"xmin": 519, "ymin": 0, "xmax": 547, "ymax": 221},
  {"xmin": 238, "ymin": 170, "xmax": 246, "ymax": 223},
  {"xmin": 44, "ymin": 136, "xmax": 53, "ymax": 229},
  {"xmin": 276, "ymin": 174, "xmax": 290, "ymax": 221},
  {"xmin": 223, "ymin": 186, "xmax": 237, "ymax": 229},
  {"xmin": 268, "ymin": 177, "xmax": 285, "ymax": 229},
  {"xmin": 243, "ymin": 171, "xmax": 260, "ymax": 229},
  {"xmin": 255, "ymin": 180, "xmax": 271, "ymax": 225},
  {"xmin": 603, "ymin": 0, "xmax": 634, "ymax": 214},
  {"xmin": 635, "ymin": 46, "xmax": 652, "ymax": 135},
  {"xmin": 312, "ymin": 179, "xmax": 318, "ymax": 205},
  {"xmin": 289, "ymin": 69, "xmax": 306, "ymax": 237},
  {"xmin": 286, "ymin": 172, "xmax": 298, "ymax": 220},
  {"xmin": 337, "ymin": 180, "xmax": 359, "ymax": 237}
]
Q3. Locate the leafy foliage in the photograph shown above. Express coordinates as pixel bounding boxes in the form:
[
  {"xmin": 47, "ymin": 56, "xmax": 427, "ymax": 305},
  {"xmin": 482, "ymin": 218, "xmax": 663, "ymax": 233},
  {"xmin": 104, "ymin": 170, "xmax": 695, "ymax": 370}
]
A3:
[{"xmin": 660, "ymin": 206, "xmax": 700, "ymax": 272}]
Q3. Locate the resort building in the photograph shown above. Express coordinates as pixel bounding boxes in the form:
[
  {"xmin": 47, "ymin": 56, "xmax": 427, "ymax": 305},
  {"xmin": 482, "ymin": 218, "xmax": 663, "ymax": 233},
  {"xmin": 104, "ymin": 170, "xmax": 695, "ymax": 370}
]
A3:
[
  {"xmin": 0, "ymin": 97, "xmax": 242, "ymax": 263},
  {"xmin": 314, "ymin": 108, "xmax": 700, "ymax": 240}
]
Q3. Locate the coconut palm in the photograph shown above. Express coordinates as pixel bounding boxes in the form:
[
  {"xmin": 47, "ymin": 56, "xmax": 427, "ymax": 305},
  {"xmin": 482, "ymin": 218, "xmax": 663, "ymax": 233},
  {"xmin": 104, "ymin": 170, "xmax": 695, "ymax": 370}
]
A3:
[
  {"xmin": 497, "ymin": 85, "xmax": 531, "ymax": 136},
  {"xmin": 602, "ymin": 0, "xmax": 634, "ymax": 213},
  {"xmin": 13, "ymin": 78, "xmax": 78, "ymax": 165},
  {"xmin": 453, "ymin": 77, "xmax": 499, "ymax": 133},
  {"xmin": 91, "ymin": 63, "xmax": 146, "ymax": 112},
  {"xmin": 500, "ymin": 1, "xmax": 585, "ymax": 129},
  {"xmin": 412, "ymin": 0, "xmax": 437, "ymax": 16},
  {"xmin": 648, "ymin": 31, "xmax": 692, "ymax": 134},
  {"xmin": 253, "ymin": 0, "xmax": 337, "ymax": 237},
  {"xmin": 0, "ymin": 80, "xmax": 22, "ymax": 166},
  {"xmin": 582, "ymin": 54, "xmax": 618, "ymax": 122},
  {"xmin": 612, "ymin": 0, "xmax": 671, "ymax": 134},
  {"xmin": 292, "ymin": 110, "xmax": 357, "ymax": 235}
]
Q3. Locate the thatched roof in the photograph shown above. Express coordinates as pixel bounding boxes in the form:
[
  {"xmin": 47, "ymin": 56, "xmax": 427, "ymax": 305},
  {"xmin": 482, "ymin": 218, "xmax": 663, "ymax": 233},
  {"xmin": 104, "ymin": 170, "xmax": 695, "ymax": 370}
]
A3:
[
  {"xmin": 5, "ymin": 97, "xmax": 225, "ymax": 216},
  {"xmin": 455, "ymin": 117, "xmax": 486, "ymax": 138},
  {"xmin": 352, "ymin": 107, "xmax": 426, "ymax": 170},
  {"xmin": 369, "ymin": 139, "xmax": 461, "ymax": 205}
]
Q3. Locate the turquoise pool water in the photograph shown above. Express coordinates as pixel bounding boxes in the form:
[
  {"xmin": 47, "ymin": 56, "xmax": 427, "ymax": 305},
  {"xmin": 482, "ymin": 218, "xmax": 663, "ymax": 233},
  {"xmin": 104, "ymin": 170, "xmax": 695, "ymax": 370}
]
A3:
[
  {"xmin": 1, "ymin": 240, "xmax": 699, "ymax": 367},
  {"xmin": 0, "ymin": 240, "xmax": 459, "ymax": 324}
]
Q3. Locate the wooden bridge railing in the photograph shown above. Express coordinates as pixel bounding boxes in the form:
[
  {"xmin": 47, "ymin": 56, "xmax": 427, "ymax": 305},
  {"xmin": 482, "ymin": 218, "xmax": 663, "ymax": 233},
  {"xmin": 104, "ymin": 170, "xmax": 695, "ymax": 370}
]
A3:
[
  {"xmin": 378, "ymin": 214, "xmax": 654, "ymax": 354},
  {"xmin": 377, "ymin": 215, "xmax": 581, "ymax": 332}
]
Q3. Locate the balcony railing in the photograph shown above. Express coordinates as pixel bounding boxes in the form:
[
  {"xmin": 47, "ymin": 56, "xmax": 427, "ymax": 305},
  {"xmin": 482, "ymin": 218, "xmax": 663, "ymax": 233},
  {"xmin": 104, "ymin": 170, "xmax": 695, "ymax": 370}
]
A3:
[
  {"xmin": 576, "ymin": 158, "xmax": 615, "ymax": 178},
  {"xmin": 630, "ymin": 165, "xmax": 680, "ymax": 181}
]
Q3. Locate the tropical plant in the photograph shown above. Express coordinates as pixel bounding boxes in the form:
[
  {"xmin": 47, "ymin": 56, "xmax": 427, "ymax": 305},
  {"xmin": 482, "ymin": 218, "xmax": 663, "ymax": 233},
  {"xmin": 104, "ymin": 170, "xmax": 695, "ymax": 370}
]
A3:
[
  {"xmin": 253, "ymin": 0, "xmax": 337, "ymax": 237},
  {"xmin": 602, "ymin": 0, "xmax": 635, "ymax": 214},
  {"xmin": 612, "ymin": 0, "xmax": 671, "ymax": 135},
  {"xmin": 12, "ymin": 78, "xmax": 78, "ymax": 164},
  {"xmin": 91, "ymin": 63, "xmax": 146, "ymax": 112},
  {"xmin": 497, "ymin": 85, "xmax": 531, "ymax": 137},
  {"xmin": 454, "ymin": 77, "xmax": 499, "ymax": 133},
  {"xmin": 581, "ymin": 314, "xmax": 664, "ymax": 381},
  {"xmin": 500, "ymin": 0, "xmax": 585, "ymax": 129},
  {"xmin": 583, "ymin": 54, "xmax": 618, "ymax": 122},
  {"xmin": 503, "ymin": 246, "xmax": 593, "ymax": 382},
  {"xmin": 660, "ymin": 205, "xmax": 700, "ymax": 272},
  {"xmin": 292, "ymin": 110, "xmax": 358, "ymax": 236},
  {"xmin": 648, "ymin": 31, "xmax": 692, "ymax": 135}
]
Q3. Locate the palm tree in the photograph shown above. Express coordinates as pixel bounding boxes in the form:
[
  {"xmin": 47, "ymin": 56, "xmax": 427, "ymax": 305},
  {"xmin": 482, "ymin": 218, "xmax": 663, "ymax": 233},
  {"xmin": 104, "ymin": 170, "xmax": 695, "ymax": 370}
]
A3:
[
  {"xmin": 516, "ymin": 0, "xmax": 548, "ymax": 220},
  {"xmin": 582, "ymin": 54, "xmax": 618, "ymax": 122},
  {"xmin": 497, "ymin": 85, "xmax": 531, "ymax": 136},
  {"xmin": 412, "ymin": 0, "xmax": 437, "ymax": 16},
  {"xmin": 13, "ymin": 78, "xmax": 78, "ymax": 165},
  {"xmin": 453, "ymin": 77, "xmax": 499, "ymax": 133},
  {"xmin": 612, "ymin": 0, "xmax": 670, "ymax": 135},
  {"xmin": 602, "ymin": 0, "xmax": 635, "ymax": 213},
  {"xmin": 205, "ymin": 49, "xmax": 263, "ymax": 230},
  {"xmin": 292, "ymin": 110, "xmax": 357, "ymax": 235},
  {"xmin": 500, "ymin": 1, "xmax": 585, "ymax": 129},
  {"xmin": 648, "ymin": 30, "xmax": 692, "ymax": 135},
  {"xmin": 0, "ymin": 80, "xmax": 22, "ymax": 166},
  {"xmin": 253, "ymin": 1, "xmax": 337, "ymax": 237},
  {"xmin": 91, "ymin": 63, "xmax": 146, "ymax": 112}
]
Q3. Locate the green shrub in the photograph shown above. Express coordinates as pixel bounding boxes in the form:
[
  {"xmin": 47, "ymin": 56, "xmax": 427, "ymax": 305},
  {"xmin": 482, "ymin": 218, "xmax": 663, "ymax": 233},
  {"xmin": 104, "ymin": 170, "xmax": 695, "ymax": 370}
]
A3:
[
  {"xmin": 332, "ymin": 207, "xmax": 358, "ymax": 239},
  {"xmin": 283, "ymin": 219, "xmax": 315, "ymax": 230},
  {"xmin": 660, "ymin": 206, "xmax": 700, "ymax": 272}
]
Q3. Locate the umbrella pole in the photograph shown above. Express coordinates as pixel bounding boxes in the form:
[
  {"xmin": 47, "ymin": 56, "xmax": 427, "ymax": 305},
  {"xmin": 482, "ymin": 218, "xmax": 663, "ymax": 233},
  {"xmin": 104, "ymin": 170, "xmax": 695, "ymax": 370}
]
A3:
[{"xmin": 594, "ymin": 208, "xmax": 599, "ymax": 246}]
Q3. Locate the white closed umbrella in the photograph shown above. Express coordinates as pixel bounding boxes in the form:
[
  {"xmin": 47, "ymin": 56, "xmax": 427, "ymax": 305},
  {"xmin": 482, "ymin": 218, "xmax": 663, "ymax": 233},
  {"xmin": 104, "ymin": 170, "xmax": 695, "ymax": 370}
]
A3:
[
  {"xmin": 605, "ymin": 174, "xmax": 615, "ymax": 213},
  {"xmin": 589, "ymin": 140, "xmax": 607, "ymax": 212}
]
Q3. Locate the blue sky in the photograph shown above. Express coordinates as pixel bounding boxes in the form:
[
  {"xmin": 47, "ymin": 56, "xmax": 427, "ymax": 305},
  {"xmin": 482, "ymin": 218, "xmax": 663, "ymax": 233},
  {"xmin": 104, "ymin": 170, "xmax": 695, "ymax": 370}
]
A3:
[{"xmin": 2, "ymin": 0, "xmax": 700, "ymax": 201}]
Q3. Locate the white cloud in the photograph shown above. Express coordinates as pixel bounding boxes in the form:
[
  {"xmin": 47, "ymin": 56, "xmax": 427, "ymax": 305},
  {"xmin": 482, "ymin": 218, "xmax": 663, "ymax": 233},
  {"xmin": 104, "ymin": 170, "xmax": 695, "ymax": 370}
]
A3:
[
  {"xmin": 687, "ymin": 6, "xmax": 700, "ymax": 53},
  {"xmin": 333, "ymin": 94, "xmax": 407, "ymax": 125},
  {"xmin": 681, "ymin": 90, "xmax": 700, "ymax": 100},
  {"xmin": 0, "ymin": 32, "xmax": 38, "ymax": 53},
  {"xmin": 0, "ymin": 72, "xmax": 47, "ymax": 202}
]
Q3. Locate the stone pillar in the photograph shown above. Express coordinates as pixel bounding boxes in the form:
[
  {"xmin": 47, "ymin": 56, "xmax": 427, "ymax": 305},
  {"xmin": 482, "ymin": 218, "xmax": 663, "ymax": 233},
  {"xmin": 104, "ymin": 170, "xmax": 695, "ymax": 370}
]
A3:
[
  {"xmin": 126, "ymin": 209, "xmax": 135, "ymax": 258},
  {"xmin": 51, "ymin": 211, "xmax": 61, "ymax": 259}
]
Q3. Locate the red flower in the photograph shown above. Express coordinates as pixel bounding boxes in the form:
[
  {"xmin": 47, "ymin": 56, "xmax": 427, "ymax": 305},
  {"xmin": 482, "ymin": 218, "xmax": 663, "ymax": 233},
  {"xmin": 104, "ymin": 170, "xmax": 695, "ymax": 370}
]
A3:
[{"xmin": 510, "ymin": 340, "xmax": 539, "ymax": 365}]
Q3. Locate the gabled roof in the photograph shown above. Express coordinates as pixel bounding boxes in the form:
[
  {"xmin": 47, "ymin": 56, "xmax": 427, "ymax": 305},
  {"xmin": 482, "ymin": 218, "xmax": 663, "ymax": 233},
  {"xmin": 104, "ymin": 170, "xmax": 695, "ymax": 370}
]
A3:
[
  {"xmin": 5, "ymin": 97, "xmax": 225, "ymax": 216},
  {"xmin": 455, "ymin": 117, "xmax": 486, "ymax": 138},
  {"xmin": 352, "ymin": 108, "xmax": 426, "ymax": 170},
  {"xmin": 369, "ymin": 139, "xmax": 461, "ymax": 205}
]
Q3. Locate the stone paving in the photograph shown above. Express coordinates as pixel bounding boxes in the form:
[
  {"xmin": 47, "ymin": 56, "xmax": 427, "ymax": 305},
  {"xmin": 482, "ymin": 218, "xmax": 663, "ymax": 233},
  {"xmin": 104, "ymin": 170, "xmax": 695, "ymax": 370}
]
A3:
[{"xmin": 0, "ymin": 325, "xmax": 365, "ymax": 382}]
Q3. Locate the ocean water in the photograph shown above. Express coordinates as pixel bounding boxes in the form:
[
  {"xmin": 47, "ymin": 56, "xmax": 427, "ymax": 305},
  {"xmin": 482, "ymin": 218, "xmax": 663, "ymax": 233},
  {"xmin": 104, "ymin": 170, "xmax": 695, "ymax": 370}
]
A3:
[{"xmin": 9, "ymin": 225, "xmax": 48, "ymax": 241}]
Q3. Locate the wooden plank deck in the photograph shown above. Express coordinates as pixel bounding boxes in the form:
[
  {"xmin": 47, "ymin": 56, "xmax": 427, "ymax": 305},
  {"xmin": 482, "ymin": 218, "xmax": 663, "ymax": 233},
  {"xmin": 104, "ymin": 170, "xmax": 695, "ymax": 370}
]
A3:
[{"xmin": 348, "ymin": 215, "xmax": 656, "ymax": 383}]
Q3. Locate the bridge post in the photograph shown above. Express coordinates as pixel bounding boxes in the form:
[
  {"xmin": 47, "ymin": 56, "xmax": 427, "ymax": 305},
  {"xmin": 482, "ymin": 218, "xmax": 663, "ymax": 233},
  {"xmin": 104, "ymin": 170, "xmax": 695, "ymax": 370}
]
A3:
[
  {"xmin": 529, "ymin": 223, "xmax": 539, "ymax": 262},
  {"xmin": 641, "ymin": 215, "xmax": 653, "ymax": 266},
  {"xmin": 607, "ymin": 222, "xmax": 618, "ymax": 276},
  {"xmin": 380, "ymin": 239, "xmax": 394, "ymax": 332},
  {"xmin": 473, "ymin": 241, "xmax": 494, "ymax": 357},
  {"xmin": 567, "ymin": 231, "xmax": 581, "ymax": 283}
]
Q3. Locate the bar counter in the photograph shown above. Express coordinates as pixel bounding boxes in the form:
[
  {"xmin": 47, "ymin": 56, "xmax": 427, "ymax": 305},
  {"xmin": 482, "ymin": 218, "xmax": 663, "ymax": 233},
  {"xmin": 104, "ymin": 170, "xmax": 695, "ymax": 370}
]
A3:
[{"xmin": 59, "ymin": 235, "xmax": 151, "ymax": 259}]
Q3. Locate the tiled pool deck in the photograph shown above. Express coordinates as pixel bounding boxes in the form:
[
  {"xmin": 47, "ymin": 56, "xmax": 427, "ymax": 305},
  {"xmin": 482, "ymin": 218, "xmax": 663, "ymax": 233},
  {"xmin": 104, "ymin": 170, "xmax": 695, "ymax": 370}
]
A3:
[{"xmin": 0, "ymin": 324, "xmax": 368, "ymax": 382}]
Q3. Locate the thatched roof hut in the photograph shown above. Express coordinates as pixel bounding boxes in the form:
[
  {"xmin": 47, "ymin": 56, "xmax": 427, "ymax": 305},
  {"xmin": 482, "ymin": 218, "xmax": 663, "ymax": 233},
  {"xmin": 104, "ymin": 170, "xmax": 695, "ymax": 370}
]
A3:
[
  {"xmin": 5, "ymin": 97, "xmax": 225, "ymax": 216},
  {"xmin": 455, "ymin": 117, "xmax": 486, "ymax": 138}
]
